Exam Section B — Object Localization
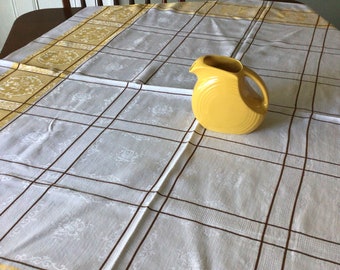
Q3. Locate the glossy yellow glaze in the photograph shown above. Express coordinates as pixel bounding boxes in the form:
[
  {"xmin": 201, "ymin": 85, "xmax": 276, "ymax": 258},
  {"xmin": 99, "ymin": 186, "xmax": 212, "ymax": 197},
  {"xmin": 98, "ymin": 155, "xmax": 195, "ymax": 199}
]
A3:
[{"xmin": 190, "ymin": 55, "xmax": 269, "ymax": 134}]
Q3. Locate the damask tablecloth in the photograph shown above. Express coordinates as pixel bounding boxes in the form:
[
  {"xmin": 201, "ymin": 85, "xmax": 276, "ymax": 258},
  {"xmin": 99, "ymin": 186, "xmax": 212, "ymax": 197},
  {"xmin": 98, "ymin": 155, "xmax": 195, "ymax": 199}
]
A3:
[{"xmin": 0, "ymin": 1, "xmax": 339, "ymax": 269}]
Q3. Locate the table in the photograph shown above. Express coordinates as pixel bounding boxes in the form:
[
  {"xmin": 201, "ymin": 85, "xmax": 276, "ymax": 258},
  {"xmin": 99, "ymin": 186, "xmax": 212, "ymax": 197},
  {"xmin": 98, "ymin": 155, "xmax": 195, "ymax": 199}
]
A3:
[
  {"xmin": 0, "ymin": 8, "xmax": 82, "ymax": 59},
  {"xmin": 0, "ymin": 1, "xmax": 301, "ymax": 58},
  {"xmin": 0, "ymin": 1, "xmax": 339, "ymax": 269}
]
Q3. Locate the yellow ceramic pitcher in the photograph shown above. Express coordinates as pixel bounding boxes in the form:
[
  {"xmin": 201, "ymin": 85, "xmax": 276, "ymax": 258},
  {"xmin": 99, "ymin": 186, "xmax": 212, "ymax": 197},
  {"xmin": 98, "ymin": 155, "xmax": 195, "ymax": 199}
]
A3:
[{"xmin": 190, "ymin": 55, "xmax": 269, "ymax": 134}]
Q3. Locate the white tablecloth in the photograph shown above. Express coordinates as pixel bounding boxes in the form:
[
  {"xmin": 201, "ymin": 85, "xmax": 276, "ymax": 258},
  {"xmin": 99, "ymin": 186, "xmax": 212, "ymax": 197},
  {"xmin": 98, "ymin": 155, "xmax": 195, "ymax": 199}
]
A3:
[{"xmin": 0, "ymin": 1, "xmax": 339, "ymax": 269}]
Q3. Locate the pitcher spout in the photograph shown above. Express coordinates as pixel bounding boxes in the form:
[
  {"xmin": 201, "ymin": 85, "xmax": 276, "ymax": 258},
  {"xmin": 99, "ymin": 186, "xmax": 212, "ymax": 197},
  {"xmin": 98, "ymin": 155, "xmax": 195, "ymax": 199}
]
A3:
[
  {"xmin": 190, "ymin": 55, "xmax": 243, "ymax": 78},
  {"xmin": 189, "ymin": 55, "xmax": 206, "ymax": 75}
]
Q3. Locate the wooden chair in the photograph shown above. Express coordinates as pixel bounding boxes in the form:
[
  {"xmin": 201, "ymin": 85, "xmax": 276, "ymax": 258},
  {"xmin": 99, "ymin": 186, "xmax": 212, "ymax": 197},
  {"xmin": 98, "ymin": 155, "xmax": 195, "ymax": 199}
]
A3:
[{"xmin": 63, "ymin": 0, "xmax": 103, "ymax": 9}]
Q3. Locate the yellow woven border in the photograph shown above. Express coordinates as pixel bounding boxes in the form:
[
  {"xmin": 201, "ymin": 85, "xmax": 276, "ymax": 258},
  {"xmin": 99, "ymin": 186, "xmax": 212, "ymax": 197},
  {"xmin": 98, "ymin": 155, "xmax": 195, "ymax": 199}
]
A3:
[
  {"xmin": 155, "ymin": 1, "xmax": 263, "ymax": 20},
  {"xmin": 155, "ymin": 1, "xmax": 330, "ymax": 27},
  {"xmin": 0, "ymin": 264, "xmax": 19, "ymax": 270},
  {"xmin": 0, "ymin": 4, "xmax": 152, "ymax": 128}
]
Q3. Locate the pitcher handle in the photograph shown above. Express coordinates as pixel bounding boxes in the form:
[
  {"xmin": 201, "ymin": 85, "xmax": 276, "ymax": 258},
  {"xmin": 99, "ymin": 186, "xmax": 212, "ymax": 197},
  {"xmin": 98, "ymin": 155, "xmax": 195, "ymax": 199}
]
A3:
[{"xmin": 243, "ymin": 66, "xmax": 269, "ymax": 109}]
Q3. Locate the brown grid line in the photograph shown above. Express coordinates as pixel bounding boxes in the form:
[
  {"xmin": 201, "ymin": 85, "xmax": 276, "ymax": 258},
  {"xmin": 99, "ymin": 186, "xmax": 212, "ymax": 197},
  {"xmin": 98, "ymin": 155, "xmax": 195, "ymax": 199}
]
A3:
[
  {"xmin": 0, "ymin": 256, "xmax": 43, "ymax": 270},
  {"xmin": 2, "ymin": 88, "xmax": 339, "ymax": 138},
  {"xmin": 1, "ymin": 108, "xmax": 339, "ymax": 179},
  {"xmin": 0, "ymin": 3, "xmax": 339, "ymax": 268},
  {"xmin": 0, "ymin": 81, "xmax": 137, "ymax": 241},
  {"xmin": 99, "ymin": 117, "xmax": 198, "ymax": 268},
  {"xmin": 0, "ymin": 73, "xmax": 64, "ymax": 129},
  {"xmin": 154, "ymin": 210, "xmax": 340, "ymax": 266},
  {"xmin": 124, "ymin": 129, "xmax": 206, "ymax": 268},
  {"xmin": 239, "ymin": 1, "xmax": 273, "ymax": 62},
  {"xmin": 13, "ymin": 7, "xmax": 112, "ymax": 66},
  {"xmin": 0, "ymin": 109, "xmax": 188, "ymax": 142},
  {"xmin": 65, "ymin": 51, "xmax": 340, "ymax": 86},
  {"xmin": 3, "ymin": 170, "xmax": 340, "ymax": 250},
  {"xmin": 249, "ymin": 40, "xmax": 338, "ymax": 55},
  {"xmin": 254, "ymin": 13, "xmax": 322, "ymax": 269},
  {"xmin": 1, "ymin": 203, "xmax": 339, "ymax": 267},
  {"xmin": 132, "ymin": 1, "xmax": 242, "ymax": 83},
  {"xmin": 1, "ymin": 173, "xmax": 140, "ymax": 207},
  {"xmin": 164, "ymin": 195, "xmax": 340, "ymax": 247},
  {"xmin": 1, "ymin": 131, "xmax": 339, "ymax": 185},
  {"xmin": 124, "ymin": 0, "xmax": 270, "ymax": 267},
  {"xmin": 281, "ymin": 21, "xmax": 331, "ymax": 269},
  {"xmin": 203, "ymin": 133, "xmax": 340, "ymax": 167},
  {"xmin": 0, "ymin": 6, "xmax": 149, "ymax": 129}
]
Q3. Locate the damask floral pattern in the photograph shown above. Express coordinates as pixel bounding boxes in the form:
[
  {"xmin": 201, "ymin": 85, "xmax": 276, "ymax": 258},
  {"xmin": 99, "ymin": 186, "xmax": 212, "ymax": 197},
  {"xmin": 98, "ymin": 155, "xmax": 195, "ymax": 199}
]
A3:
[
  {"xmin": 98, "ymin": 5, "xmax": 146, "ymax": 22},
  {"xmin": 65, "ymin": 25, "xmax": 115, "ymax": 45},
  {"xmin": 14, "ymin": 255, "xmax": 67, "ymax": 270},
  {"xmin": 0, "ymin": 1, "xmax": 339, "ymax": 269},
  {"xmin": 52, "ymin": 216, "xmax": 91, "ymax": 244},
  {"xmin": 0, "ymin": 75, "xmax": 43, "ymax": 99},
  {"xmin": 36, "ymin": 49, "xmax": 81, "ymax": 68}
]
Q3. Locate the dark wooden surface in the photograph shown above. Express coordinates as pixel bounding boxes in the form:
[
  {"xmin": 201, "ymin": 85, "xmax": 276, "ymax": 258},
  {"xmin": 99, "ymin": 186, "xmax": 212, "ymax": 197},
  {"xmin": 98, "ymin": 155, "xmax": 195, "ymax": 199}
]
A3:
[
  {"xmin": 0, "ymin": 8, "xmax": 81, "ymax": 58},
  {"xmin": 0, "ymin": 1, "xmax": 301, "ymax": 58}
]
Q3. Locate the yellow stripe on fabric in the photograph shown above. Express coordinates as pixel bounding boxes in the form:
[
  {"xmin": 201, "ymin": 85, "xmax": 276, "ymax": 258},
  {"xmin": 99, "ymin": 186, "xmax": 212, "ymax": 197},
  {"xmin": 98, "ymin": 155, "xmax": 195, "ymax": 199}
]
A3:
[
  {"xmin": 0, "ymin": 264, "xmax": 19, "ymax": 270},
  {"xmin": 154, "ymin": 2, "xmax": 208, "ymax": 15},
  {"xmin": 0, "ymin": 4, "xmax": 151, "ymax": 128},
  {"xmin": 207, "ymin": 2, "xmax": 264, "ymax": 20},
  {"xmin": 154, "ymin": 1, "xmax": 330, "ymax": 27},
  {"xmin": 154, "ymin": 1, "xmax": 263, "ymax": 20},
  {"xmin": 0, "ymin": 70, "xmax": 63, "ymax": 127},
  {"xmin": 265, "ymin": 6, "xmax": 330, "ymax": 27},
  {"xmin": 22, "ymin": 5, "xmax": 152, "ymax": 72}
]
